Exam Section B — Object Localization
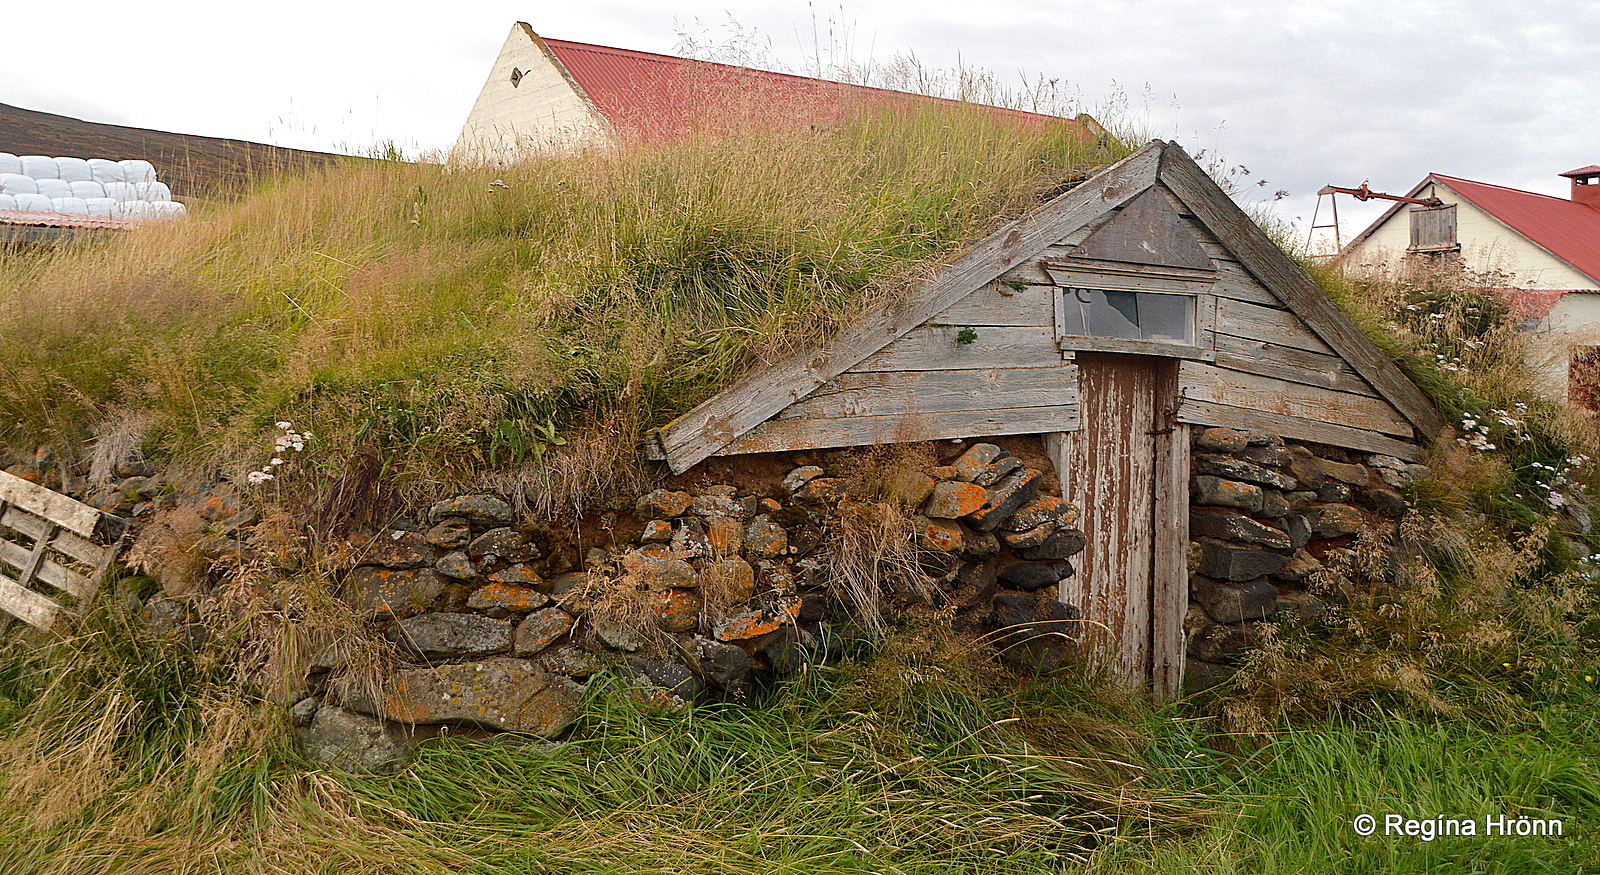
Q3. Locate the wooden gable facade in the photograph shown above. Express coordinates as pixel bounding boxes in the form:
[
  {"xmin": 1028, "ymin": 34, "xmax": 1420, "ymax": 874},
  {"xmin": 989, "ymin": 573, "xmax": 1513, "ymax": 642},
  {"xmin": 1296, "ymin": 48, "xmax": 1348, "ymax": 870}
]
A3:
[{"xmin": 645, "ymin": 140, "xmax": 1442, "ymax": 696}]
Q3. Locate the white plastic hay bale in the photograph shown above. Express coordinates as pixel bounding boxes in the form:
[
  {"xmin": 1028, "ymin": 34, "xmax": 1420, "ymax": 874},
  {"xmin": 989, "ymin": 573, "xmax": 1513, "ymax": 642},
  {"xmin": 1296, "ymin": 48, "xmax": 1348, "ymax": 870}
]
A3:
[
  {"xmin": 14, "ymin": 193, "xmax": 53, "ymax": 212},
  {"xmin": 87, "ymin": 158, "xmax": 126, "ymax": 183},
  {"xmin": 0, "ymin": 193, "xmax": 16, "ymax": 210},
  {"xmin": 84, "ymin": 197, "xmax": 119, "ymax": 217},
  {"xmin": 132, "ymin": 180, "xmax": 172, "ymax": 202},
  {"xmin": 149, "ymin": 200, "xmax": 186, "ymax": 218},
  {"xmin": 50, "ymin": 197, "xmax": 90, "ymax": 215},
  {"xmin": 0, "ymin": 173, "xmax": 38, "ymax": 194},
  {"xmin": 20, "ymin": 155, "xmax": 59, "ymax": 178},
  {"xmin": 102, "ymin": 180, "xmax": 136, "ymax": 201},
  {"xmin": 0, "ymin": 153, "xmax": 20, "ymax": 175},
  {"xmin": 121, "ymin": 201, "xmax": 156, "ymax": 219},
  {"xmin": 34, "ymin": 178, "xmax": 71, "ymax": 198},
  {"xmin": 69, "ymin": 180, "xmax": 105, "ymax": 199},
  {"xmin": 55, "ymin": 157, "xmax": 92, "ymax": 182},
  {"xmin": 118, "ymin": 159, "xmax": 156, "ymax": 184}
]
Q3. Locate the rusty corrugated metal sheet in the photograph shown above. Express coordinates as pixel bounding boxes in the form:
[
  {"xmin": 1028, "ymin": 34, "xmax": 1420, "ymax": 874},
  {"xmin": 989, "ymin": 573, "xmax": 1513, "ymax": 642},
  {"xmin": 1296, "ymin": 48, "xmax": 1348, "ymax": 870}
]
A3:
[
  {"xmin": 541, "ymin": 38, "xmax": 1081, "ymax": 143},
  {"xmin": 1432, "ymin": 173, "xmax": 1600, "ymax": 284}
]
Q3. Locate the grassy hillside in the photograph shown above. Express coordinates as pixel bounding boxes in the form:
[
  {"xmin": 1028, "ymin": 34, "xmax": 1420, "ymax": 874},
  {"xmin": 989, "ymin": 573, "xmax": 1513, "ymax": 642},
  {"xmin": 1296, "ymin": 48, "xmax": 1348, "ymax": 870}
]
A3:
[{"xmin": 0, "ymin": 104, "xmax": 1122, "ymax": 513}]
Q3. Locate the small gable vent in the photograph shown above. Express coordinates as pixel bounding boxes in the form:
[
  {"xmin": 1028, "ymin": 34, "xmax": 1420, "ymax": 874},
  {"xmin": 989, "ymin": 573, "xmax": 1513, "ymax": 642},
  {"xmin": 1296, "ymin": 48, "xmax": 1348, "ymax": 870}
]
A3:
[{"xmin": 510, "ymin": 68, "xmax": 524, "ymax": 87}]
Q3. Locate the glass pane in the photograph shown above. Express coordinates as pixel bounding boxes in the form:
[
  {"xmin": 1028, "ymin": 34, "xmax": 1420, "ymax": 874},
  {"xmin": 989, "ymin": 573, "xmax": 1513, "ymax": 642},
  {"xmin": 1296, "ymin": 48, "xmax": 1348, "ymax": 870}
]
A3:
[
  {"xmin": 1059, "ymin": 288, "xmax": 1090, "ymax": 335},
  {"xmin": 1086, "ymin": 289, "xmax": 1141, "ymax": 339},
  {"xmin": 1136, "ymin": 292, "xmax": 1194, "ymax": 342}
]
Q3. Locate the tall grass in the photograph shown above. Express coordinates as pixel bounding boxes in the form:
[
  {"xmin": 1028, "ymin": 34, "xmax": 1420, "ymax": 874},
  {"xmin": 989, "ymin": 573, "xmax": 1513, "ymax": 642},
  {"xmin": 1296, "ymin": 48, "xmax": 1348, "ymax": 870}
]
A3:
[{"xmin": 0, "ymin": 102, "xmax": 1124, "ymax": 508}]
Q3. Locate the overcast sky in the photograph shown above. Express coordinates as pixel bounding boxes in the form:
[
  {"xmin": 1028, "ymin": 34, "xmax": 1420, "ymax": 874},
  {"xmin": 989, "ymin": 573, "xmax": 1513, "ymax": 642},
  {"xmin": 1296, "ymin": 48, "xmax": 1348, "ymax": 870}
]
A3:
[{"xmin": 4, "ymin": 0, "xmax": 1595, "ymax": 252}]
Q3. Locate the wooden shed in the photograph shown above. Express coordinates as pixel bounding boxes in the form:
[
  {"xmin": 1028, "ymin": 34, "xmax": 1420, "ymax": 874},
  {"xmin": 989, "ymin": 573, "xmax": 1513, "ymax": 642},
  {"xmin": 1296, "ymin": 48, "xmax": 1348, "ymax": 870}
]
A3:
[{"xmin": 645, "ymin": 140, "xmax": 1443, "ymax": 697}]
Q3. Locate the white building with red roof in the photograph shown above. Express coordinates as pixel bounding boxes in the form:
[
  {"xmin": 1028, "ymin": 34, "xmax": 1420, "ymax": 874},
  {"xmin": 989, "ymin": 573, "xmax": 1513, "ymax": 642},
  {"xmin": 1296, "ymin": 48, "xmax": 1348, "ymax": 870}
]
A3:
[
  {"xmin": 451, "ymin": 23, "xmax": 1084, "ymax": 161},
  {"xmin": 1342, "ymin": 166, "xmax": 1600, "ymax": 407}
]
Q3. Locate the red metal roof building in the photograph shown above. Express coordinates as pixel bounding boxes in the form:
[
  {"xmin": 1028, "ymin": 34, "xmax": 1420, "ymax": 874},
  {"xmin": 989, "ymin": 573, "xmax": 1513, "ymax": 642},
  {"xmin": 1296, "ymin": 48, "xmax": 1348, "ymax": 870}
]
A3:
[
  {"xmin": 1341, "ymin": 165, "xmax": 1600, "ymax": 407},
  {"xmin": 452, "ymin": 23, "xmax": 1087, "ymax": 160}
]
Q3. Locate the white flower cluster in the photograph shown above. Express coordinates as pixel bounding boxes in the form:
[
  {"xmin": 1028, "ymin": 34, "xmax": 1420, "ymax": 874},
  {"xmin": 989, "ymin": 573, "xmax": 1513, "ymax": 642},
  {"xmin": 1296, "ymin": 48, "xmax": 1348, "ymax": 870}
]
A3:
[
  {"xmin": 1456, "ymin": 404, "xmax": 1531, "ymax": 453},
  {"xmin": 245, "ymin": 421, "xmax": 313, "ymax": 486},
  {"xmin": 1527, "ymin": 453, "xmax": 1590, "ymax": 511}
]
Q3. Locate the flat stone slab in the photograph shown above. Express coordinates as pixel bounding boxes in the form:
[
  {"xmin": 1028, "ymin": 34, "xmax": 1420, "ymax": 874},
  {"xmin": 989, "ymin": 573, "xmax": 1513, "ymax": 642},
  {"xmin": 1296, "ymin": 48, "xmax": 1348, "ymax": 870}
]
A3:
[
  {"xmin": 389, "ymin": 612, "xmax": 512, "ymax": 659},
  {"xmin": 341, "ymin": 657, "xmax": 583, "ymax": 736}
]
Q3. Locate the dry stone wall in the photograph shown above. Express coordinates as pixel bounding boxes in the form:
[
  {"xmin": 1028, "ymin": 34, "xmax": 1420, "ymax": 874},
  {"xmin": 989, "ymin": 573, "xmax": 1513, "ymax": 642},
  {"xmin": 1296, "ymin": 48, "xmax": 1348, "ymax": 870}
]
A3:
[{"xmin": 1183, "ymin": 426, "xmax": 1426, "ymax": 690}]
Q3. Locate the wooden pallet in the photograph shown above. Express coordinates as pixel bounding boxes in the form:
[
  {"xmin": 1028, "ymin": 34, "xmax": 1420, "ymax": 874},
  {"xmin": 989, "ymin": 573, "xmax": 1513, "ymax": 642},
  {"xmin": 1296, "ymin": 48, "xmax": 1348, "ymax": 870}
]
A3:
[{"xmin": 0, "ymin": 470, "xmax": 124, "ymax": 631}]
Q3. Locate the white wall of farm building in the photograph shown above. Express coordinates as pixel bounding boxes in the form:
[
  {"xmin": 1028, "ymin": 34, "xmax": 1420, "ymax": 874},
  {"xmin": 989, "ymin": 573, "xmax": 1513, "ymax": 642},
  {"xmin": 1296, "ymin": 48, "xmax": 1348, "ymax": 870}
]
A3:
[
  {"xmin": 451, "ymin": 25, "xmax": 610, "ymax": 162},
  {"xmin": 1525, "ymin": 293, "xmax": 1600, "ymax": 403},
  {"xmin": 1347, "ymin": 182, "xmax": 1599, "ymax": 291}
]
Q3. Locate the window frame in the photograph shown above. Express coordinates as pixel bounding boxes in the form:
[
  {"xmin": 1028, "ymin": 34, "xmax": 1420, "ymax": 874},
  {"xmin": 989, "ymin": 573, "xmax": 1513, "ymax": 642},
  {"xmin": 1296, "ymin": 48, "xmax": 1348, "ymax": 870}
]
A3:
[{"xmin": 1045, "ymin": 259, "xmax": 1218, "ymax": 361}]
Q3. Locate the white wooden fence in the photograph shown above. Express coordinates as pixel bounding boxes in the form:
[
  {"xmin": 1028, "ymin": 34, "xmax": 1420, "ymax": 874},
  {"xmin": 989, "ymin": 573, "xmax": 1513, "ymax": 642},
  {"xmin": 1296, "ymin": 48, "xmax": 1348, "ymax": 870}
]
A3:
[{"xmin": 0, "ymin": 470, "xmax": 123, "ymax": 631}]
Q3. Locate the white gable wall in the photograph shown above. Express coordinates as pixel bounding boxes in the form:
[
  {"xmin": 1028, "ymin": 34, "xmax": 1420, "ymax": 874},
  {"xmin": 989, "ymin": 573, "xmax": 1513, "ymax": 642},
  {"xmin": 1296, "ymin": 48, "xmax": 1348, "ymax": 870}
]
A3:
[
  {"xmin": 451, "ymin": 24, "xmax": 612, "ymax": 163},
  {"xmin": 1346, "ymin": 182, "xmax": 1598, "ymax": 290}
]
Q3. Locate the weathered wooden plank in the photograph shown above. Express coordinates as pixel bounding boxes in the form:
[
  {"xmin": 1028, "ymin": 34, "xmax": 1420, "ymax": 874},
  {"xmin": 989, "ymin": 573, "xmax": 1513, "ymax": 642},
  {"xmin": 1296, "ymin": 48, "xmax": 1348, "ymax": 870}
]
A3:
[
  {"xmin": 651, "ymin": 143, "xmax": 1165, "ymax": 474},
  {"xmin": 1156, "ymin": 146, "xmax": 1445, "ymax": 437},
  {"xmin": 0, "ymin": 538, "xmax": 93, "ymax": 599},
  {"xmin": 1179, "ymin": 361, "xmax": 1412, "ymax": 437},
  {"xmin": 0, "ymin": 507, "xmax": 108, "ymax": 567},
  {"xmin": 932, "ymin": 282, "xmax": 1055, "ymax": 327},
  {"xmin": 1212, "ymin": 333, "xmax": 1374, "ymax": 395},
  {"xmin": 768, "ymin": 367, "xmax": 1078, "ymax": 423},
  {"xmin": 857, "ymin": 325, "xmax": 1061, "ymax": 372},
  {"xmin": 0, "ymin": 572, "xmax": 62, "ymax": 631},
  {"xmin": 0, "ymin": 471, "xmax": 100, "ymax": 538},
  {"xmin": 1209, "ymin": 262, "xmax": 1284, "ymax": 307},
  {"xmin": 716, "ymin": 404, "xmax": 1081, "ymax": 456},
  {"xmin": 1214, "ymin": 297, "xmax": 1336, "ymax": 355},
  {"xmin": 1044, "ymin": 261, "xmax": 1216, "ymax": 293},
  {"xmin": 1066, "ymin": 186, "xmax": 1216, "ymax": 270},
  {"xmin": 1151, "ymin": 420, "xmax": 1189, "ymax": 705},
  {"xmin": 1175, "ymin": 398, "xmax": 1420, "ymax": 460}
]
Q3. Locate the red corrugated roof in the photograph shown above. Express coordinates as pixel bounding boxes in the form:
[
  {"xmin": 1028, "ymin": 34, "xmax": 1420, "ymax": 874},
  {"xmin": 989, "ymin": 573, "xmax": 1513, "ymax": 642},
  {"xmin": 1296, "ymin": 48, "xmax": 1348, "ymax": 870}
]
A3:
[
  {"xmin": 541, "ymin": 38, "xmax": 1078, "ymax": 143},
  {"xmin": 0, "ymin": 209, "xmax": 137, "ymax": 230},
  {"xmin": 1432, "ymin": 173, "xmax": 1600, "ymax": 284}
]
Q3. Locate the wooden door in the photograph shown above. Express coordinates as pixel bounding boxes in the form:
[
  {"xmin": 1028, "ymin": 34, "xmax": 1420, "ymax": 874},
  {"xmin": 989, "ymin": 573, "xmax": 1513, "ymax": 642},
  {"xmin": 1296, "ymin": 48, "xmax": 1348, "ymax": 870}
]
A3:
[{"xmin": 1059, "ymin": 353, "xmax": 1186, "ymax": 698}]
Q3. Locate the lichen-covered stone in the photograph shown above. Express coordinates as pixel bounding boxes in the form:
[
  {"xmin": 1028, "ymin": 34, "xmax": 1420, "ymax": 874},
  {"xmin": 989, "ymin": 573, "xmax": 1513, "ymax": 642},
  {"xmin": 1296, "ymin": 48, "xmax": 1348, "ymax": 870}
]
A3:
[
  {"xmin": 594, "ymin": 618, "xmax": 650, "ymax": 652},
  {"xmin": 535, "ymin": 644, "xmax": 608, "ymax": 680},
  {"xmin": 351, "ymin": 566, "xmax": 448, "ymax": 618},
  {"xmin": 621, "ymin": 552, "xmax": 697, "ymax": 590},
  {"xmin": 1307, "ymin": 504, "xmax": 1365, "ymax": 538},
  {"xmin": 365, "ymin": 531, "xmax": 431, "ymax": 569},
  {"xmin": 1189, "ymin": 510, "xmax": 1292, "ymax": 550},
  {"xmin": 1001, "ymin": 496, "xmax": 1079, "ymax": 532},
  {"xmin": 693, "ymin": 637, "xmax": 750, "ymax": 689},
  {"xmin": 640, "ymin": 519, "xmax": 673, "ymax": 543},
  {"xmin": 781, "ymin": 466, "xmax": 825, "ymax": 495},
  {"xmin": 1286, "ymin": 448, "xmax": 1326, "ymax": 488},
  {"xmin": 1194, "ymin": 455, "xmax": 1297, "ymax": 491},
  {"xmin": 652, "ymin": 588, "xmax": 702, "ymax": 633},
  {"xmin": 1274, "ymin": 591, "xmax": 1327, "ymax": 626},
  {"xmin": 1000, "ymin": 522, "xmax": 1054, "ymax": 549},
  {"xmin": 513, "ymin": 608, "xmax": 574, "ymax": 655},
  {"xmin": 742, "ymin": 515, "xmax": 788, "ymax": 559},
  {"xmin": 389, "ymin": 612, "xmax": 512, "ymax": 660},
  {"xmin": 699, "ymin": 557, "xmax": 756, "ymax": 602},
  {"xmin": 793, "ymin": 477, "xmax": 847, "ymax": 504},
  {"xmin": 1258, "ymin": 489, "xmax": 1289, "ymax": 519},
  {"xmin": 637, "ymin": 489, "xmax": 693, "ymax": 519},
  {"xmin": 427, "ymin": 494, "xmax": 513, "ymax": 527},
  {"xmin": 1186, "ymin": 620, "xmax": 1263, "ymax": 664},
  {"xmin": 924, "ymin": 481, "xmax": 988, "ymax": 519},
  {"xmin": 296, "ymin": 705, "xmax": 415, "ymax": 775},
  {"xmin": 434, "ymin": 551, "xmax": 478, "ymax": 581},
  {"xmin": 1241, "ymin": 445, "xmax": 1292, "ymax": 467},
  {"xmin": 714, "ymin": 598, "xmax": 801, "ymax": 641},
  {"xmin": 550, "ymin": 572, "xmax": 598, "ymax": 615},
  {"xmin": 1195, "ymin": 539, "xmax": 1291, "ymax": 581},
  {"xmin": 468, "ymin": 527, "xmax": 540, "ymax": 562},
  {"xmin": 884, "ymin": 469, "xmax": 936, "ymax": 509},
  {"xmin": 919, "ymin": 518, "xmax": 965, "ymax": 552},
  {"xmin": 950, "ymin": 443, "xmax": 1008, "ymax": 482},
  {"xmin": 959, "ymin": 528, "xmax": 1001, "ymax": 557},
  {"xmin": 1315, "ymin": 481, "xmax": 1352, "ymax": 502},
  {"xmin": 968, "ymin": 468, "xmax": 1044, "ymax": 532},
  {"xmin": 488, "ymin": 563, "xmax": 544, "ymax": 588},
  {"xmin": 991, "ymin": 593, "xmax": 1080, "ymax": 672},
  {"xmin": 706, "ymin": 516, "xmax": 744, "ymax": 557},
  {"xmin": 1193, "ymin": 476, "xmax": 1264, "ymax": 513},
  {"xmin": 423, "ymin": 518, "xmax": 472, "ymax": 549},
  {"xmin": 342, "ymin": 657, "xmax": 582, "ymax": 736},
  {"xmin": 468, "ymin": 581, "xmax": 551, "ymax": 612},
  {"xmin": 1193, "ymin": 427, "xmax": 1249, "ymax": 453}
]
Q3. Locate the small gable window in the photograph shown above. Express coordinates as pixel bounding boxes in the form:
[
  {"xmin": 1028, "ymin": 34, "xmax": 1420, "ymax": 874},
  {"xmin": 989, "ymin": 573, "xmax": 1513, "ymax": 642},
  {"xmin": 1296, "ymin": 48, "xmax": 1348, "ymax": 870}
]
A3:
[
  {"xmin": 1046, "ymin": 260, "xmax": 1217, "ymax": 360},
  {"xmin": 1408, "ymin": 204, "xmax": 1457, "ymax": 252},
  {"xmin": 510, "ymin": 68, "xmax": 524, "ymax": 87}
]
